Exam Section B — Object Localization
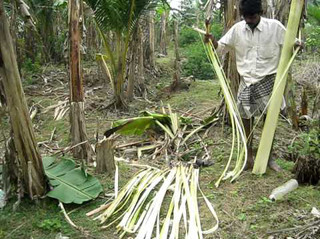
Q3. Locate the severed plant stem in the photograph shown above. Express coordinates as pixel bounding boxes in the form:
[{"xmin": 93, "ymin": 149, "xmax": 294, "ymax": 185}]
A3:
[{"xmin": 59, "ymin": 202, "xmax": 89, "ymax": 237}]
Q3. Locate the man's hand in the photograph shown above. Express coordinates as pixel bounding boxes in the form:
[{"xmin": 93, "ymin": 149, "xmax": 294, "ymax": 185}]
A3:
[
  {"xmin": 294, "ymin": 40, "xmax": 305, "ymax": 51},
  {"xmin": 204, "ymin": 33, "xmax": 214, "ymax": 44},
  {"xmin": 204, "ymin": 33, "xmax": 218, "ymax": 49}
]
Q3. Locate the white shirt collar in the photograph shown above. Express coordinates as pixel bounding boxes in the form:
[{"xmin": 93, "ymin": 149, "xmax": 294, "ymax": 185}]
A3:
[{"xmin": 245, "ymin": 16, "xmax": 264, "ymax": 32}]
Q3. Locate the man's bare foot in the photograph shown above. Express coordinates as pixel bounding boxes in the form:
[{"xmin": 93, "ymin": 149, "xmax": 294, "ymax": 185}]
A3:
[{"xmin": 268, "ymin": 160, "xmax": 282, "ymax": 172}]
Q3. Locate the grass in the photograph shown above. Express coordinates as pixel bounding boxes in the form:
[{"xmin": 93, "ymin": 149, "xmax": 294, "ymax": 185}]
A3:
[
  {"xmin": 0, "ymin": 197, "xmax": 107, "ymax": 239},
  {"xmin": 0, "ymin": 159, "xmax": 140, "ymax": 239},
  {"xmin": 275, "ymin": 158, "xmax": 295, "ymax": 171},
  {"xmin": 166, "ymin": 80, "xmax": 220, "ymax": 111},
  {"xmin": 200, "ymin": 162, "xmax": 320, "ymax": 238}
]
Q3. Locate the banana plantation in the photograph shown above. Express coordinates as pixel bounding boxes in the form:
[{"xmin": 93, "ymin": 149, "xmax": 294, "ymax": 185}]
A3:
[{"xmin": 0, "ymin": 0, "xmax": 319, "ymax": 238}]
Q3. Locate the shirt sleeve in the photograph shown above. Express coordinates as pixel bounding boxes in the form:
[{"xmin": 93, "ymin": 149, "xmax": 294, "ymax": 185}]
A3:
[
  {"xmin": 275, "ymin": 21, "xmax": 286, "ymax": 45},
  {"xmin": 275, "ymin": 20, "xmax": 302, "ymax": 46},
  {"xmin": 217, "ymin": 25, "xmax": 236, "ymax": 54}
]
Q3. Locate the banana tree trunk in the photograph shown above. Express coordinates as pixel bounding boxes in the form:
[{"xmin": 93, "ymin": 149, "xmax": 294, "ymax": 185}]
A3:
[
  {"xmin": 0, "ymin": 0, "xmax": 46, "ymax": 198},
  {"xmin": 114, "ymin": 33, "xmax": 127, "ymax": 108},
  {"xmin": 145, "ymin": 10, "xmax": 155, "ymax": 68},
  {"xmin": 137, "ymin": 24, "xmax": 145, "ymax": 90},
  {"xmin": 127, "ymin": 38, "xmax": 137, "ymax": 101},
  {"xmin": 173, "ymin": 20, "xmax": 180, "ymax": 62},
  {"xmin": 69, "ymin": 0, "xmax": 92, "ymax": 162},
  {"xmin": 285, "ymin": 73, "xmax": 299, "ymax": 129},
  {"xmin": 126, "ymin": 49, "xmax": 135, "ymax": 101},
  {"xmin": 173, "ymin": 20, "xmax": 180, "ymax": 84},
  {"xmin": 159, "ymin": 11, "xmax": 168, "ymax": 55},
  {"xmin": 3, "ymin": 135, "xmax": 19, "ymax": 200},
  {"xmin": 25, "ymin": 27, "xmax": 36, "ymax": 63},
  {"xmin": 86, "ymin": 16, "xmax": 98, "ymax": 59},
  {"xmin": 10, "ymin": 1, "xmax": 20, "ymax": 68},
  {"xmin": 222, "ymin": 0, "xmax": 240, "ymax": 98},
  {"xmin": 262, "ymin": 0, "xmax": 275, "ymax": 18},
  {"xmin": 115, "ymin": 60, "xmax": 126, "ymax": 108},
  {"xmin": 0, "ymin": 81, "xmax": 19, "ymax": 200}
]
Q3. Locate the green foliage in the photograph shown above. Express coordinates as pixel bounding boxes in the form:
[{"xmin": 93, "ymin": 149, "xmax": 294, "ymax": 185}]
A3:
[
  {"xmin": 155, "ymin": 2, "xmax": 169, "ymax": 20},
  {"xmin": 210, "ymin": 22, "xmax": 223, "ymax": 39},
  {"xmin": 275, "ymin": 158, "xmax": 295, "ymax": 171},
  {"xmin": 21, "ymin": 57, "xmax": 42, "ymax": 86},
  {"xmin": 43, "ymin": 156, "xmax": 103, "ymax": 204},
  {"xmin": 85, "ymin": 0, "xmax": 158, "ymax": 33},
  {"xmin": 258, "ymin": 197, "xmax": 273, "ymax": 204},
  {"xmin": 305, "ymin": 4, "xmax": 320, "ymax": 51},
  {"xmin": 179, "ymin": 0, "xmax": 197, "ymax": 26},
  {"xmin": 37, "ymin": 219, "xmax": 62, "ymax": 231},
  {"xmin": 238, "ymin": 213, "xmax": 246, "ymax": 221},
  {"xmin": 305, "ymin": 24, "xmax": 320, "ymax": 50},
  {"xmin": 288, "ymin": 127, "xmax": 320, "ymax": 160},
  {"xmin": 85, "ymin": 0, "xmax": 159, "ymax": 105},
  {"xmin": 22, "ymin": 57, "xmax": 41, "ymax": 74},
  {"xmin": 179, "ymin": 21, "xmax": 222, "ymax": 80},
  {"xmin": 179, "ymin": 22, "xmax": 223, "ymax": 48},
  {"xmin": 308, "ymin": 3, "xmax": 320, "ymax": 23},
  {"xmin": 30, "ymin": 0, "xmax": 67, "ymax": 62},
  {"xmin": 179, "ymin": 27, "xmax": 199, "ymax": 47},
  {"xmin": 53, "ymin": 0, "xmax": 67, "ymax": 7},
  {"xmin": 182, "ymin": 42, "xmax": 214, "ymax": 80}
]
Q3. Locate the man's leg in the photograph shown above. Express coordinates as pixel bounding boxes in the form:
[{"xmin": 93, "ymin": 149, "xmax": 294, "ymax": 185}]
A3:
[
  {"xmin": 262, "ymin": 115, "xmax": 282, "ymax": 172},
  {"xmin": 267, "ymin": 141, "xmax": 282, "ymax": 172},
  {"xmin": 243, "ymin": 117, "xmax": 254, "ymax": 169}
]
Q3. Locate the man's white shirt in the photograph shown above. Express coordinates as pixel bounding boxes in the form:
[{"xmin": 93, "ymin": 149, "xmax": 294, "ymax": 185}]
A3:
[{"xmin": 217, "ymin": 17, "xmax": 286, "ymax": 86}]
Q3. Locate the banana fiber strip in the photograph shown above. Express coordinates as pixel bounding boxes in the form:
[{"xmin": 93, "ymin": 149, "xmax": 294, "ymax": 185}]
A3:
[
  {"xmin": 91, "ymin": 164, "xmax": 219, "ymax": 238},
  {"xmin": 203, "ymin": 36, "xmax": 248, "ymax": 187}
]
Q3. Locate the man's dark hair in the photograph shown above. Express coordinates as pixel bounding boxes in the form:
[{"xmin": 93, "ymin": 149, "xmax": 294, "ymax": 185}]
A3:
[{"xmin": 239, "ymin": 0, "xmax": 263, "ymax": 16}]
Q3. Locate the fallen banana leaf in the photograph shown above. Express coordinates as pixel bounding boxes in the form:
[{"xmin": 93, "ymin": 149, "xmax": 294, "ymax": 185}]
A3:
[
  {"xmin": 104, "ymin": 109, "xmax": 192, "ymax": 137},
  {"xmin": 104, "ymin": 117, "xmax": 157, "ymax": 137},
  {"xmin": 43, "ymin": 156, "xmax": 103, "ymax": 204}
]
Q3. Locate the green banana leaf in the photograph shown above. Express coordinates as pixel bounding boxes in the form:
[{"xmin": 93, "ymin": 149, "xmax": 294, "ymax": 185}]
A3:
[
  {"xmin": 105, "ymin": 116, "xmax": 157, "ymax": 137},
  {"xmin": 141, "ymin": 111, "xmax": 192, "ymax": 125},
  {"xmin": 104, "ymin": 110, "xmax": 192, "ymax": 137},
  {"xmin": 43, "ymin": 156, "xmax": 103, "ymax": 204}
]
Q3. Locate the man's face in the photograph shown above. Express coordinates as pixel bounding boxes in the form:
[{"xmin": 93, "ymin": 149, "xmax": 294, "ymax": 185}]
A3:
[{"xmin": 244, "ymin": 14, "xmax": 261, "ymax": 30}]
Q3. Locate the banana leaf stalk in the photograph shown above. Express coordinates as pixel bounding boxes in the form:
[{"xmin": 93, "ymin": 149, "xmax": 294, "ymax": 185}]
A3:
[
  {"xmin": 203, "ymin": 32, "xmax": 248, "ymax": 186},
  {"xmin": 247, "ymin": 47, "xmax": 300, "ymax": 143},
  {"xmin": 253, "ymin": 0, "xmax": 304, "ymax": 174},
  {"xmin": 95, "ymin": 169, "xmax": 151, "ymax": 222},
  {"xmin": 135, "ymin": 167, "xmax": 177, "ymax": 239}
]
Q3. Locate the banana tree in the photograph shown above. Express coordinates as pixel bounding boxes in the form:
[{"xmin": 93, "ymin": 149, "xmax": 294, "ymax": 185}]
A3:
[
  {"xmin": 220, "ymin": 0, "xmax": 240, "ymax": 98},
  {"xmin": 26, "ymin": 0, "xmax": 67, "ymax": 63},
  {"xmin": 158, "ymin": 6, "xmax": 169, "ymax": 55},
  {"xmin": 0, "ymin": 0, "xmax": 47, "ymax": 198},
  {"xmin": 85, "ymin": 0, "xmax": 160, "ymax": 108},
  {"xmin": 69, "ymin": 0, "xmax": 93, "ymax": 163}
]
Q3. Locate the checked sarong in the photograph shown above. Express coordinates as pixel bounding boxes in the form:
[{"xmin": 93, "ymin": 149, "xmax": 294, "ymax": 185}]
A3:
[{"xmin": 237, "ymin": 74, "xmax": 285, "ymax": 119}]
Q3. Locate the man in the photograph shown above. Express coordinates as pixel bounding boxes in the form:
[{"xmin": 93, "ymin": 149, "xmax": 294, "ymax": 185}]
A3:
[{"xmin": 205, "ymin": 0, "xmax": 292, "ymax": 171}]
